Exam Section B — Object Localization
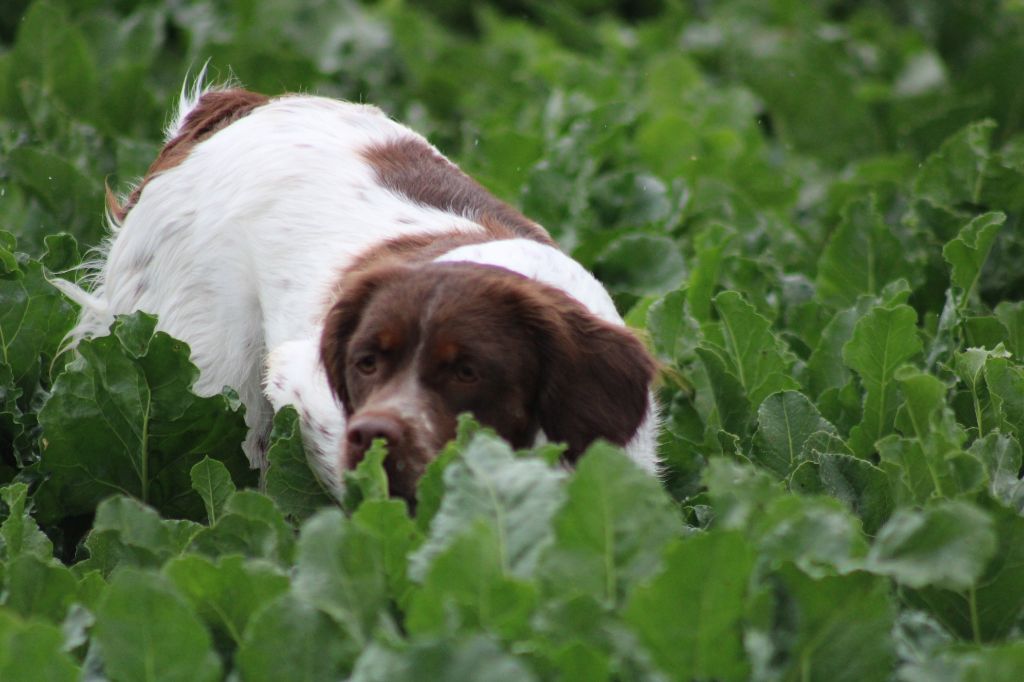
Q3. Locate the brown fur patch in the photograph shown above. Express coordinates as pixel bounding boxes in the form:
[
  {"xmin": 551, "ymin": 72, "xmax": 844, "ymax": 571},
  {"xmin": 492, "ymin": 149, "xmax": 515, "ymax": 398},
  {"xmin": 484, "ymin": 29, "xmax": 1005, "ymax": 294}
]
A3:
[
  {"xmin": 109, "ymin": 89, "xmax": 270, "ymax": 222},
  {"xmin": 362, "ymin": 137, "xmax": 555, "ymax": 245}
]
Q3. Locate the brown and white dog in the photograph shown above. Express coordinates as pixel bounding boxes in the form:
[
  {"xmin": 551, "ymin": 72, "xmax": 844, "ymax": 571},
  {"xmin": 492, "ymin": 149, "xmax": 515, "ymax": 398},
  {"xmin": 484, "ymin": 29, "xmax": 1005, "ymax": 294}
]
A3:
[{"xmin": 60, "ymin": 82, "xmax": 659, "ymax": 502}]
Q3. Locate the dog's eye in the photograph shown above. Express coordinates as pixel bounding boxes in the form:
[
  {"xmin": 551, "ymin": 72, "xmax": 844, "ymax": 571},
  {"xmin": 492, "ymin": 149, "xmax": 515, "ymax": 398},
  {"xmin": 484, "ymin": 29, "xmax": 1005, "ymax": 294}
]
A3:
[
  {"xmin": 354, "ymin": 354, "xmax": 377, "ymax": 375},
  {"xmin": 454, "ymin": 362, "xmax": 478, "ymax": 383}
]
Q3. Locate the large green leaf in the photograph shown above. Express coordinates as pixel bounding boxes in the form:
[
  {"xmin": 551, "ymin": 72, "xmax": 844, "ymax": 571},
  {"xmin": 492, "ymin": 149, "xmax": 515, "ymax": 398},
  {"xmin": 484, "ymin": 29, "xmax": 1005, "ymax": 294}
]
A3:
[
  {"xmin": 236, "ymin": 592, "xmax": 352, "ymax": 682},
  {"xmin": 189, "ymin": 457, "xmax": 235, "ymax": 525},
  {"xmin": 264, "ymin": 406, "xmax": 333, "ymax": 520},
  {"xmin": 3, "ymin": 554, "xmax": 79, "ymax": 623},
  {"xmin": 409, "ymin": 431, "xmax": 565, "ymax": 581},
  {"xmin": 76, "ymin": 496, "xmax": 201, "ymax": 577},
  {"xmin": 188, "ymin": 491, "xmax": 295, "ymax": 565},
  {"xmin": 0, "ymin": 482, "xmax": 52, "ymax": 561},
  {"xmin": 769, "ymin": 567, "xmax": 895, "ymax": 682},
  {"xmin": 866, "ymin": 501, "xmax": 997, "ymax": 590},
  {"xmin": 349, "ymin": 635, "xmax": 536, "ymax": 682},
  {"xmin": 93, "ymin": 568, "xmax": 222, "ymax": 682},
  {"xmin": 913, "ymin": 120, "xmax": 997, "ymax": 211},
  {"xmin": 816, "ymin": 197, "xmax": 907, "ymax": 308},
  {"xmin": 539, "ymin": 442, "xmax": 680, "ymax": 605},
  {"xmin": 625, "ymin": 531, "xmax": 755, "ymax": 681},
  {"xmin": 843, "ymin": 304, "xmax": 923, "ymax": 456},
  {"xmin": 37, "ymin": 313, "xmax": 253, "ymax": 521},
  {"xmin": 751, "ymin": 390, "xmax": 836, "ymax": 477},
  {"xmin": 0, "ymin": 247, "xmax": 75, "ymax": 395},
  {"xmin": 294, "ymin": 503, "xmax": 419, "ymax": 646},
  {"xmin": 0, "ymin": 610, "xmax": 80, "ymax": 682},
  {"xmin": 702, "ymin": 291, "xmax": 799, "ymax": 410},
  {"xmin": 406, "ymin": 521, "xmax": 536, "ymax": 640},
  {"xmin": 163, "ymin": 554, "xmax": 289, "ymax": 648},
  {"xmin": 943, "ymin": 212, "xmax": 1005, "ymax": 295}
]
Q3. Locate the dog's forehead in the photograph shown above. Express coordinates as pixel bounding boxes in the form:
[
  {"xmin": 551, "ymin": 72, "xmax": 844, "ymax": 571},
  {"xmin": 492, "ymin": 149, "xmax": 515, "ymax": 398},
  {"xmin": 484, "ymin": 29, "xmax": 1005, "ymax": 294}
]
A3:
[{"xmin": 354, "ymin": 266, "xmax": 538, "ymax": 358}]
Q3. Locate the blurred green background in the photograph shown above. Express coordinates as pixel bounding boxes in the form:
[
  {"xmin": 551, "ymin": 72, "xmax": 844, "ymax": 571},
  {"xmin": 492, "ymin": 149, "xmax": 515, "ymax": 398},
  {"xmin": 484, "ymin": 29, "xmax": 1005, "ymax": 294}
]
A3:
[{"xmin": 3, "ymin": 0, "xmax": 1024, "ymax": 269}]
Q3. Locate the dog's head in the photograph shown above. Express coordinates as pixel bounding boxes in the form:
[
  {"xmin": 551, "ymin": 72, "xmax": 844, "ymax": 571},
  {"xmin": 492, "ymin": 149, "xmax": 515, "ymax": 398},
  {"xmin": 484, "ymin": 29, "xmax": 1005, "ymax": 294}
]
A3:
[{"xmin": 320, "ymin": 262, "xmax": 655, "ymax": 502}]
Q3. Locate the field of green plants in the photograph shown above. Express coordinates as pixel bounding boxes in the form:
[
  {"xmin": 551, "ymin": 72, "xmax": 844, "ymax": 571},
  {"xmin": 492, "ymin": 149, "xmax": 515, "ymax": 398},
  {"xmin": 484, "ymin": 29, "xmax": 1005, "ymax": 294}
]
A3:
[{"xmin": 3, "ymin": 0, "xmax": 1024, "ymax": 679}]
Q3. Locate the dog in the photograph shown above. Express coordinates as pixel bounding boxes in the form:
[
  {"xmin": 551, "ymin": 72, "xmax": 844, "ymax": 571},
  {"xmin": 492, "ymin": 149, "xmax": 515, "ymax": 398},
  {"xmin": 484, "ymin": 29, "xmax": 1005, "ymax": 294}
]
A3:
[{"xmin": 60, "ymin": 82, "xmax": 659, "ymax": 502}]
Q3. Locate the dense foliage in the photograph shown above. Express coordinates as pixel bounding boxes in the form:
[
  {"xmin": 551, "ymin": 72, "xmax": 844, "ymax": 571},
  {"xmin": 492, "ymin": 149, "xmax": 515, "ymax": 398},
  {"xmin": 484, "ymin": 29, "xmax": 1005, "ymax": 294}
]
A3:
[{"xmin": 3, "ymin": 0, "xmax": 1024, "ymax": 679}]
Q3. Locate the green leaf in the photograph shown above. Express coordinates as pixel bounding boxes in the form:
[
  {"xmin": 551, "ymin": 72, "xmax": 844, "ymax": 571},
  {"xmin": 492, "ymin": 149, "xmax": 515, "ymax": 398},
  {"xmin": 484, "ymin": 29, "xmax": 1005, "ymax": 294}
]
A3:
[
  {"xmin": 294, "ymin": 506, "xmax": 412, "ymax": 645},
  {"xmin": 770, "ymin": 567, "xmax": 895, "ymax": 682},
  {"xmin": 265, "ymin": 406, "xmax": 333, "ymax": 520},
  {"xmin": 913, "ymin": 120, "xmax": 997, "ymax": 210},
  {"xmin": 349, "ymin": 635, "xmax": 536, "ymax": 682},
  {"xmin": 7, "ymin": 148, "xmax": 100, "ymax": 234},
  {"xmin": 409, "ymin": 431, "xmax": 566, "ymax": 582},
  {"xmin": 985, "ymin": 355, "xmax": 1024, "ymax": 438},
  {"xmin": 900, "ymin": 641, "xmax": 1024, "ymax": 682},
  {"xmin": 704, "ymin": 457, "xmax": 785, "ymax": 530},
  {"xmin": 954, "ymin": 346, "xmax": 1008, "ymax": 436},
  {"xmin": 816, "ymin": 197, "xmax": 907, "ymax": 307},
  {"xmin": 93, "ymin": 568, "xmax": 221, "ymax": 682},
  {"xmin": 816, "ymin": 453, "xmax": 895, "ymax": 535},
  {"xmin": 905, "ymin": 501, "xmax": 1024, "ymax": 642},
  {"xmin": 352, "ymin": 499, "xmax": 423, "ymax": 604},
  {"xmin": 687, "ymin": 223, "xmax": 734, "ymax": 321},
  {"xmin": 341, "ymin": 437, "xmax": 389, "ymax": 513},
  {"xmin": 752, "ymin": 495, "xmax": 868, "ymax": 577},
  {"xmin": 592, "ymin": 233, "xmax": 686, "ymax": 295},
  {"xmin": 539, "ymin": 442, "xmax": 680, "ymax": 605},
  {"xmin": 842, "ymin": 304, "xmax": 923, "ymax": 456},
  {"xmin": 415, "ymin": 414, "xmax": 479, "ymax": 534},
  {"xmin": 9, "ymin": 1, "xmax": 100, "ymax": 125},
  {"xmin": 695, "ymin": 345, "xmax": 753, "ymax": 437},
  {"xmin": 236, "ymin": 592, "xmax": 352, "ymax": 682},
  {"xmin": 188, "ymin": 491, "xmax": 295, "ymax": 565},
  {"xmin": 189, "ymin": 457, "xmax": 235, "ymax": 525},
  {"xmin": 703, "ymin": 290, "xmax": 799, "ymax": 409},
  {"xmin": 943, "ymin": 212, "xmax": 1005, "ymax": 294},
  {"xmin": 40, "ymin": 233, "xmax": 80, "ymax": 273},
  {"xmin": 0, "ymin": 610, "xmax": 79, "ymax": 682},
  {"xmin": 645, "ymin": 286, "xmax": 695, "ymax": 361},
  {"xmin": 163, "ymin": 554, "xmax": 289, "ymax": 647},
  {"xmin": 625, "ymin": 531, "xmax": 754, "ymax": 681},
  {"xmin": 894, "ymin": 366, "xmax": 950, "ymax": 440},
  {"xmin": 3, "ymin": 555, "xmax": 79, "ymax": 623},
  {"xmin": 751, "ymin": 390, "xmax": 836, "ymax": 477},
  {"xmin": 994, "ymin": 301, "xmax": 1024, "ymax": 357},
  {"xmin": 866, "ymin": 501, "xmax": 997, "ymax": 590},
  {"xmin": 970, "ymin": 432, "xmax": 1024, "ymax": 512},
  {"xmin": 808, "ymin": 303, "xmax": 868, "ymax": 398},
  {"xmin": 0, "ymin": 482, "xmax": 53, "ymax": 560},
  {"xmin": 0, "ymin": 251, "xmax": 75, "ymax": 393},
  {"xmin": 37, "ymin": 312, "xmax": 253, "ymax": 522},
  {"xmin": 77, "ymin": 496, "xmax": 200, "ymax": 576},
  {"xmin": 406, "ymin": 521, "xmax": 537, "ymax": 639}
]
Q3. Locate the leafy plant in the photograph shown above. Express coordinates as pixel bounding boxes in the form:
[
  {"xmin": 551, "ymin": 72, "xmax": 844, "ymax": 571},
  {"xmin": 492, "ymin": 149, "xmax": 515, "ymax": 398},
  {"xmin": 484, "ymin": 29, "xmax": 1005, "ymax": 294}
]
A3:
[{"xmin": 3, "ymin": 0, "xmax": 1024, "ymax": 679}]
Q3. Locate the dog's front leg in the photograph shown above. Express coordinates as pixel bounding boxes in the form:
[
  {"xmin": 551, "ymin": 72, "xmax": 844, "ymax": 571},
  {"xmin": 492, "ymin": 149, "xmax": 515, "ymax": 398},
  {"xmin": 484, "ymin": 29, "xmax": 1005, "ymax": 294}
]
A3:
[{"xmin": 264, "ymin": 337, "xmax": 346, "ymax": 499}]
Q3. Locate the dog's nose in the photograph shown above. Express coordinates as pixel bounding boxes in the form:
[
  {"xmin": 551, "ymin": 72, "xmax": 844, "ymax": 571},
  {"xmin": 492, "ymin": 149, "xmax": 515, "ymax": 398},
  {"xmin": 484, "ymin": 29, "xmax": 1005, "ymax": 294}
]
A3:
[{"xmin": 345, "ymin": 413, "xmax": 404, "ymax": 464}]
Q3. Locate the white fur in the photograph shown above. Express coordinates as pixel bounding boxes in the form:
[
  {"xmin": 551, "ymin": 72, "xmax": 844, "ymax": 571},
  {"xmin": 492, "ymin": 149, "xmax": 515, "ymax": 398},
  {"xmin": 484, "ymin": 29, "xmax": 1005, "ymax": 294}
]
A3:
[{"xmin": 64, "ymin": 90, "xmax": 659, "ymax": 494}]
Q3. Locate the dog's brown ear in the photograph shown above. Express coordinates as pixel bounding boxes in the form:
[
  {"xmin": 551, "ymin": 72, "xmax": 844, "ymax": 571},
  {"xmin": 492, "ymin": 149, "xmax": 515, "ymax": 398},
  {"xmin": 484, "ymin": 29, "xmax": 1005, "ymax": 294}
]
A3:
[
  {"xmin": 320, "ymin": 266, "xmax": 401, "ymax": 413},
  {"xmin": 516, "ymin": 286, "xmax": 656, "ymax": 460}
]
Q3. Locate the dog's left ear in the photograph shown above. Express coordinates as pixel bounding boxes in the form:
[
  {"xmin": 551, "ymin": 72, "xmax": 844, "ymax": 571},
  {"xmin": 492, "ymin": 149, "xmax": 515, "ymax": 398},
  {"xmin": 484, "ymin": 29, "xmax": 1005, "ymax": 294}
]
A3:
[{"xmin": 517, "ymin": 287, "xmax": 656, "ymax": 460}]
